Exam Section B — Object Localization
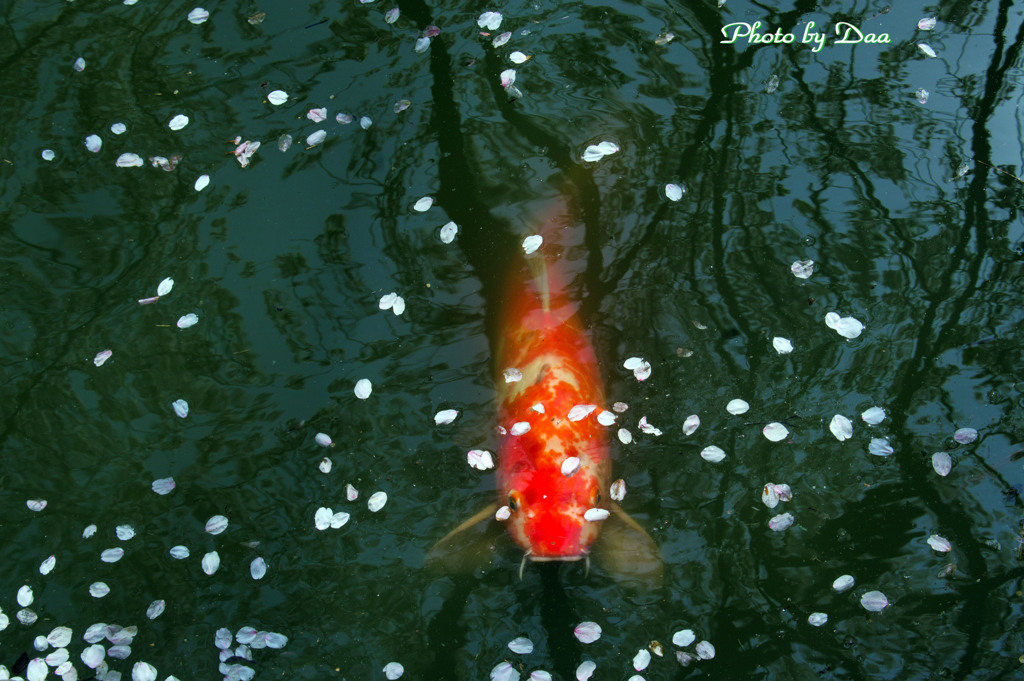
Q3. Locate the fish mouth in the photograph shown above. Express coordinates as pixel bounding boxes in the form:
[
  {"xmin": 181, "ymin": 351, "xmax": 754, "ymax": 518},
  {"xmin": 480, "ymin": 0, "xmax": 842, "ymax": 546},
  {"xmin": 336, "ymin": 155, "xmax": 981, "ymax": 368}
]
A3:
[{"xmin": 527, "ymin": 554, "xmax": 585, "ymax": 563}]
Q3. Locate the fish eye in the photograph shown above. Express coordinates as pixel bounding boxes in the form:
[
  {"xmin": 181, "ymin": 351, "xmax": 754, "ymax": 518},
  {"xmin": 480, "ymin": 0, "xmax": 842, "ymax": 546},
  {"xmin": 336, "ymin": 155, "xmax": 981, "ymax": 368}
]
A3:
[
  {"xmin": 507, "ymin": 491, "xmax": 521, "ymax": 511},
  {"xmin": 591, "ymin": 491, "xmax": 602, "ymax": 506}
]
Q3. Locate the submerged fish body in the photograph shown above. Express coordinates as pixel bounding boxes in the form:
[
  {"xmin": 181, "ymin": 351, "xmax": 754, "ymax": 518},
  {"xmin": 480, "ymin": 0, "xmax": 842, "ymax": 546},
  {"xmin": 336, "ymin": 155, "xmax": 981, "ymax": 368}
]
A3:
[
  {"xmin": 429, "ymin": 196, "xmax": 660, "ymax": 585},
  {"xmin": 495, "ymin": 246, "xmax": 608, "ymax": 561}
]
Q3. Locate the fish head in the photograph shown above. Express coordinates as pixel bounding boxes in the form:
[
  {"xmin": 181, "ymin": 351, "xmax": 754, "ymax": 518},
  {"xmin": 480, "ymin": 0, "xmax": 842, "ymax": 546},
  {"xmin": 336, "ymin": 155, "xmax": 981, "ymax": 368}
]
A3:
[{"xmin": 499, "ymin": 429, "xmax": 608, "ymax": 561}]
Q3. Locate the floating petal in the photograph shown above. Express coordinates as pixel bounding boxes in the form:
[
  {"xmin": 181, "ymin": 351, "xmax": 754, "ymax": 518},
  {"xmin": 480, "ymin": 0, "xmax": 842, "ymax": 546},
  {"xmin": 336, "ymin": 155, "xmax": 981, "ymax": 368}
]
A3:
[
  {"xmin": 315, "ymin": 433, "xmax": 333, "ymax": 448},
  {"xmin": 368, "ymin": 491, "xmax": 387, "ymax": 512},
  {"xmin": 508, "ymin": 637, "xmax": 533, "ymax": 655},
  {"xmin": 868, "ymin": 437, "xmax": 893, "ymax": 457},
  {"xmin": 632, "ymin": 649, "xmax": 651, "ymax": 672},
  {"xmin": 610, "ymin": 478, "xmax": 626, "ymax": 501},
  {"xmin": 768, "ymin": 512, "xmax": 794, "ymax": 531},
  {"xmin": 567, "ymin": 404, "xmax": 596, "ymax": 421},
  {"xmin": 700, "ymin": 446, "xmax": 726, "ymax": 463},
  {"xmin": 695, "ymin": 641, "xmax": 715, "ymax": 659},
  {"xmin": 250, "ymin": 557, "xmax": 267, "ymax": 579},
  {"xmin": 509, "ymin": 51, "xmax": 530, "ymax": 64},
  {"xmin": 169, "ymin": 545, "xmax": 189, "ymax": 559},
  {"xmin": 93, "ymin": 349, "xmax": 113, "ymax": 367},
  {"xmin": 638, "ymin": 416, "xmax": 661, "ymax": 436},
  {"xmin": 201, "ymin": 551, "xmax": 220, "ymax": 575},
  {"xmin": 510, "ymin": 422, "xmax": 531, "ymax": 436},
  {"xmin": 354, "ymin": 378, "xmax": 372, "ymax": 399},
  {"xmin": 176, "ymin": 313, "xmax": 198, "ymax": 329},
  {"xmin": 582, "ymin": 141, "xmax": 619, "ymax": 162},
  {"xmin": 18, "ymin": 585, "xmax": 34, "ymax": 606},
  {"xmin": 953, "ymin": 427, "xmax": 978, "ymax": 444},
  {"xmin": 27, "ymin": 499, "xmax": 47, "ymax": 511},
  {"xmin": 41, "ymin": 149, "xmax": 56, "ymax": 161},
  {"xmin": 116, "ymin": 153, "xmax": 143, "ymax": 168},
  {"xmin": 278, "ymin": 134, "xmax": 292, "ymax": 152},
  {"xmin": 89, "ymin": 582, "xmax": 109, "ymax": 598},
  {"xmin": 111, "ymin": 123, "xmax": 127, "ymax": 134},
  {"xmin": 383, "ymin": 663, "xmax": 404, "ymax": 680},
  {"xmin": 772, "ymin": 337, "xmax": 793, "ymax": 354},
  {"xmin": 360, "ymin": 116, "xmax": 373, "ymax": 129},
  {"xmin": 434, "ymin": 409, "xmax": 458, "ymax": 425},
  {"xmin": 931, "ymin": 451, "xmax": 952, "ymax": 476},
  {"xmin": 574, "ymin": 622, "xmax": 602, "ymax": 643},
  {"xmin": 918, "ymin": 17, "xmax": 937, "ymax": 30},
  {"xmin": 346, "ymin": 484, "xmax": 358, "ymax": 500},
  {"xmin": 413, "ymin": 196, "xmax": 434, "ymax": 212},
  {"xmin": 832, "ymin": 574, "xmax": 855, "ymax": 592},
  {"xmin": 490, "ymin": 662, "xmax": 519, "ymax": 681},
  {"xmin": 918, "ymin": 43, "xmax": 937, "ymax": 58},
  {"xmin": 762, "ymin": 483, "xmax": 779, "ymax": 508},
  {"xmin": 493, "ymin": 32, "xmax": 511, "ymax": 47},
  {"xmin": 314, "ymin": 507, "xmax": 332, "ymax": 531},
  {"xmin": 467, "ymin": 449, "xmax": 494, "ymax": 470},
  {"xmin": 916, "ymin": 88, "xmax": 929, "ymax": 104},
  {"xmin": 101, "ymin": 548, "xmax": 124, "ymax": 563},
  {"xmin": 306, "ymin": 130, "xmax": 327, "ymax": 147},
  {"xmin": 81, "ymin": 645, "xmax": 105, "ymax": 669},
  {"xmin": 82, "ymin": 523, "xmax": 97, "ymax": 537},
  {"xmin": 824, "ymin": 312, "xmax": 864, "ymax": 339},
  {"xmin": 927, "ymin": 534, "xmax": 952, "ymax": 552},
  {"xmin": 790, "ymin": 259, "xmax": 814, "ymax": 278},
  {"xmin": 763, "ymin": 422, "xmax": 789, "ymax": 442},
  {"xmin": 157, "ymin": 277, "xmax": 174, "ymax": 296},
  {"xmin": 47, "ymin": 627, "xmax": 72, "ymax": 648},
  {"xmin": 307, "ymin": 108, "xmax": 327, "ymax": 123},
  {"xmin": 151, "ymin": 477, "xmax": 175, "ymax": 495},
  {"xmin": 671, "ymin": 629, "xmax": 695, "ymax": 647},
  {"xmin": 575, "ymin": 661, "xmax": 596, "ymax": 681},
  {"xmin": 522, "ymin": 234, "xmax": 542, "ymax": 254},
  {"xmin": 495, "ymin": 505, "xmax": 511, "ymax": 520},
  {"xmin": 73, "ymin": 57, "xmax": 86, "ymax": 71},
  {"xmin": 385, "ymin": 8, "xmax": 399, "ymax": 23},
  {"xmin": 665, "ymin": 184, "xmax": 683, "ymax": 201},
  {"xmin": 617, "ymin": 428, "xmax": 632, "ymax": 444},
  {"xmin": 85, "ymin": 135, "xmax": 102, "ymax": 153},
  {"xmin": 132, "ymin": 662, "xmax": 157, "ymax": 681},
  {"xmin": 503, "ymin": 368, "xmax": 522, "ymax": 383},
  {"xmin": 596, "ymin": 410, "xmax": 615, "ymax": 426},
  {"xmin": 726, "ymin": 399, "xmax": 749, "ymax": 414},
  {"xmin": 561, "ymin": 457, "xmax": 581, "ymax": 477},
  {"xmin": 146, "ymin": 600, "xmax": 165, "ymax": 619},
  {"xmin": 861, "ymin": 406, "xmax": 886, "ymax": 425},
  {"xmin": 205, "ymin": 515, "xmax": 228, "ymax": 534},
  {"xmin": 860, "ymin": 590, "xmax": 889, "ymax": 611},
  {"xmin": 808, "ymin": 612, "xmax": 828, "ymax": 626},
  {"xmin": 116, "ymin": 524, "xmax": 135, "ymax": 540},
  {"xmin": 168, "ymin": 115, "xmax": 189, "ymax": 130},
  {"xmin": 187, "ymin": 7, "xmax": 209, "ymax": 24},
  {"xmin": 829, "ymin": 415, "xmax": 853, "ymax": 441},
  {"xmin": 439, "ymin": 221, "xmax": 458, "ymax": 243},
  {"xmin": 267, "ymin": 90, "xmax": 288, "ymax": 106},
  {"xmin": 584, "ymin": 508, "xmax": 609, "ymax": 521},
  {"xmin": 478, "ymin": 11, "xmax": 502, "ymax": 30}
]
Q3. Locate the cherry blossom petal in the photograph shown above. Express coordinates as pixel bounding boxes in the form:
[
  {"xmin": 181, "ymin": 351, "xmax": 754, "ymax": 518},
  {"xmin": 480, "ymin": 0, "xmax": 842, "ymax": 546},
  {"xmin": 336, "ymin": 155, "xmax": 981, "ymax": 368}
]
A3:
[
  {"xmin": 618, "ymin": 428, "xmax": 632, "ymax": 444},
  {"xmin": 790, "ymin": 259, "xmax": 814, "ymax": 278},
  {"xmin": 383, "ymin": 663, "xmax": 404, "ymax": 680},
  {"xmin": 574, "ymin": 622, "xmax": 602, "ymax": 643},
  {"xmin": 132, "ymin": 661, "xmax": 157, "ymax": 681},
  {"xmin": 931, "ymin": 451, "xmax": 952, "ymax": 476},
  {"xmin": 671, "ymin": 629, "xmax": 695, "ymax": 647},
  {"xmin": 307, "ymin": 107, "xmax": 327, "ymax": 123},
  {"xmin": 85, "ymin": 135, "xmax": 102, "ymax": 153},
  {"xmin": 306, "ymin": 130, "xmax": 327, "ymax": 147},
  {"xmin": 927, "ymin": 534, "xmax": 952, "ymax": 552},
  {"xmin": 522, "ymin": 235, "xmax": 542, "ymax": 254},
  {"xmin": 596, "ymin": 410, "xmax": 615, "ymax": 426},
  {"xmin": 434, "ymin": 409, "xmax": 458, "ymax": 425},
  {"xmin": 681, "ymin": 414, "xmax": 700, "ymax": 435},
  {"xmin": 700, "ymin": 446, "xmax": 725, "ymax": 463},
  {"xmin": 492, "ymin": 32, "xmax": 511, "ymax": 47},
  {"xmin": 187, "ymin": 7, "xmax": 209, "ymax": 24},
  {"xmin": 584, "ymin": 508, "xmax": 609, "ymax": 521},
  {"xmin": 176, "ymin": 313, "xmax": 198, "ymax": 328},
  {"xmin": 467, "ymin": 449, "xmax": 494, "ymax": 470},
  {"xmin": 413, "ymin": 196, "xmax": 434, "ymax": 212},
  {"xmin": 762, "ymin": 422, "xmax": 789, "ymax": 442},
  {"xmin": 861, "ymin": 406, "xmax": 886, "ymax": 425},
  {"xmin": 726, "ymin": 399, "xmax": 749, "ymax": 414},
  {"xmin": 808, "ymin": 612, "xmax": 828, "ymax": 626},
  {"xmin": 829, "ymin": 415, "xmax": 853, "ymax": 441},
  {"xmin": 768, "ymin": 512, "xmax": 794, "ymax": 531},
  {"xmin": 508, "ymin": 637, "xmax": 533, "ymax": 654},
  {"xmin": 953, "ymin": 427, "xmax": 978, "ymax": 444},
  {"xmin": 385, "ymin": 8, "xmax": 399, "ymax": 23},
  {"xmin": 205, "ymin": 515, "xmax": 228, "ymax": 535},
  {"xmin": 695, "ymin": 641, "xmax": 715, "ymax": 659},
  {"xmin": 610, "ymin": 478, "xmax": 626, "ymax": 501},
  {"xmin": 354, "ymin": 378, "xmax": 372, "ymax": 399},
  {"xmin": 561, "ymin": 457, "xmax": 581, "ymax": 477},
  {"xmin": 868, "ymin": 437, "xmax": 893, "ymax": 456},
  {"xmin": 568, "ymin": 404, "xmax": 596, "ymax": 421},
  {"xmin": 833, "ymin": 574, "xmax": 855, "ymax": 592},
  {"xmin": 93, "ymin": 349, "xmax": 112, "ymax": 367},
  {"xmin": 665, "ymin": 183, "xmax": 683, "ymax": 201},
  {"xmin": 478, "ymin": 11, "xmax": 502, "ymax": 30},
  {"xmin": 860, "ymin": 590, "xmax": 889, "ymax": 611},
  {"xmin": 89, "ymin": 582, "xmax": 110, "ymax": 598},
  {"xmin": 315, "ymin": 433, "xmax": 333, "ymax": 448},
  {"xmin": 490, "ymin": 662, "xmax": 519, "ymax": 681},
  {"xmin": 267, "ymin": 90, "xmax": 288, "ymax": 106},
  {"xmin": 101, "ymin": 548, "xmax": 124, "ymax": 563},
  {"xmin": 250, "ymin": 557, "xmax": 267, "ymax": 579},
  {"xmin": 918, "ymin": 43, "xmax": 937, "ymax": 58},
  {"xmin": 511, "ymin": 422, "xmax": 531, "ymax": 436},
  {"xmin": 439, "ymin": 221, "xmax": 458, "ymax": 243},
  {"xmin": 18, "ymin": 585, "xmax": 34, "ymax": 606},
  {"xmin": 824, "ymin": 312, "xmax": 864, "ymax": 339},
  {"xmin": 116, "ymin": 153, "xmax": 143, "ymax": 168},
  {"xmin": 201, "ymin": 551, "xmax": 220, "ymax": 575},
  {"xmin": 632, "ymin": 649, "xmax": 651, "ymax": 671},
  {"xmin": 575, "ymin": 661, "xmax": 596, "ymax": 681},
  {"xmin": 146, "ymin": 600, "xmax": 165, "ymax": 619},
  {"xmin": 168, "ymin": 115, "xmax": 189, "ymax": 130},
  {"xmin": 169, "ymin": 545, "xmax": 189, "ymax": 559},
  {"xmin": 368, "ymin": 491, "xmax": 387, "ymax": 512},
  {"xmin": 918, "ymin": 17, "xmax": 937, "ymax": 30},
  {"xmin": 495, "ymin": 505, "xmax": 511, "ymax": 521}
]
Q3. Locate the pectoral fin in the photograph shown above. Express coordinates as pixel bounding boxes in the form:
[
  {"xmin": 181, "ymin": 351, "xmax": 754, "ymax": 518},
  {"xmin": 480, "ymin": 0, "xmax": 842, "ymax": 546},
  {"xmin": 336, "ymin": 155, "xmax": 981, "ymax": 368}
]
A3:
[
  {"xmin": 425, "ymin": 502, "xmax": 503, "ymax": 574},
  {"xmin": 592, "ymin": 503, "xmax": 662, "ymax": 588}
]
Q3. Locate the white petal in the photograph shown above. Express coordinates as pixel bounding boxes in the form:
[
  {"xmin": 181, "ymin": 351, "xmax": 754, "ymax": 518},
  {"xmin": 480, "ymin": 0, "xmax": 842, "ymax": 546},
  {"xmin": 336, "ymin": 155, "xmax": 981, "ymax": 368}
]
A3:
[
  {"xmin": 201, "ymin": 551, "xmax": 220, "ymax": 575},
  {"xmin": 671, "ymin": 629, "xmax": 695, "ymax": 647},
  {"xmin": 306, "ymin": 130, "xmax": 327, "ymax": 147},
  {"xmin": 82, "ymin": 523, "xmax": 97, "ymax": 538},
  {"xmin": 762, "ymin": 422, "xmax": 789, "ymax": 442},
  {"xmin": 695, "ymin": 641, "xmax": 715, "ymax": 659},
  {"xmin": 726, "ymin": 399, "xmax": 749, "ymax": 414},
  {"xmin": 346, "ymin": 484, "xmax": 358, "ymax": 501},
  {"xmin": 330, "ymin": 511, "xmax": 350, "ymax": 529},
  {"xmin": 700, "ymin": 445, "xmax": 726, "ymax": 463},
  {"xmin": 790, "ymin": 259, "xmax": 814, "ymax": 278},
  {"xmin": 168, "ymin": 115, "xmax": 189, "ymax": 130},
  {"xmin": 267, "ymin": 90, "xmax": 288, "ymax": 106},
  {"xmin": 768, "ymin": 512, "xmax": 794, "ymax": 531},
  {"xmin": 510, "ymin": 421, "xmax": 531, "ymax": 435},
  {"xmin": 131, "ymin": 662, "xmax": 157, "ymax": 681},
  {"xmin": 918, "ymin": 17, "xmax": 937, "ymax": 30},
  {"xmin": 27, "ymin": 499, "xmax": 47, "ymax": 511},
  {"xmin": 561, "ymin": 457, "xmax": 581, "ymax": 477},
  {"xmin": 176, "ymin": 313, "xmax": 198, "ymax": 329},
  {"xmin": 522, "ymin": 234, "xmax": 542, "ymax": 254},
  {"xmin": 41, "ymin": 149, "xmax": 56, "ymax": 161},
  {"xmin": 824, "ymin": 312, "xmax": 864, "ymax": 339},
  {"xmin": 503, "ymin": 368, "xmax": 522, "ymax": 383},
  {"xmin": 314, "ymin": 507, "xmax": 332, "ymax": 531},
  {"xmin": 413, "ymin": 196, "xmax": 434, "ymax": 212},
  {"xmin": 477, "ymin": 11, "xmax": 502, "ymax": 30},
  {"xmin": 116, "ymin": 153, "xmax": 143, "ymax": 168},
  {"xmin": 772, "ymin": 337, "xmax": 794, "ymax": 354},
  {"xmin": 953, "ymin": 427, "xmax": 978, "ymax": 444},
  {"xmin": 354, "ymin": 378, "xmax": 372, "ymax": 399},
  {"xmin": 384, "ymin": 8, "xmax": 400, "ymax": 23},
  {"xmin": 88, "ymin": 582, "xmax": 109, "ymax": 598},
  {"xmin": 632, "ymin": 649, "xmax": 651, "ymax": 671},
  {"xmin": 439, "ymin": 221, "xmax": 458, "ymax": 243},
  {"xmin": 116, "ymin": 524, "xmax": 135, "ymax": 540},
  {"xmin": 638, "ymin": 416, "xmax": 662, "ymax": 436},
  {"xmin": 80, "ymin": 645, "xmax": 105, "ymax": 669},
  {"xmin": 860, "ymin": 590, "xmax": 889, "ymax": 611},
  {"xmin": 508, "ymin": 637, "xmax": 533, "ymax": 654},
  {"xmin": 617, "ymin": 428, "xmax": 633, "ymax": 444},
  {"xmin": 383, "ymin": 663, "xmax": 404, "ymax": 680},
  {"xmin": 567, "ymin": 404, "xmax": 596, "ymax": 421},
  {"xmin": 584, "ymin": 508, "xmax": 609, "ymax": 521},
  {"xmin": 531, "ymin": 403, "xmax": 545, "ymax": 413},
  {"xmin": 73, "ymin": 58, "xmax": 86, "ymax": 71},
  {"xmin": 495, "ymin": 505, "xmax": 511, "ymax": 520},
  {"xmin": 832, "ymin": 574, "xmax": 855, "ymax": 592},
  {"xmin": 931, "ymin": 451, "xmax": 952, "ymax": 476},
  {"xmin": 467, "ymin": 449, "xmax": 494, "ymax": 470},
  {"xmin": 18, "ymin": 585, "xmax": 34, "ymax": 607},
  {"xmin": 868, "ymin": 437, "xmax": 893, "ymax": 456},
  {"xmin": 111, "ymin": 122, "xmax": 127, "ymax": 134},
  {"xmin": 489, "ymin": 662, "xmax": 519, "ymax": 681},
  {"xmin": 762, "ymin": 484, "xmax": 779, "ymax": 508},
  {"xmin": 315, "ymin": 432, "xmax": 333, "ymax": 447},
  {"xmin": 319, "ymin": 457, "xmax": 332, "ymax": 473},
  {"xmin": 573, "ymin": 622, "xmax": 602, "ymax": 643},
  {"xmin": 250, "ymin": 557, "xmax": 267, "ymax": 579},
  {"xmin": 861, "ymin": 406, "xmax": 886, "ymax": 425},
  {"xmin": 101, "ymin": 547, "xmax": 123, "ymax": 562},
  {"xmin": 434, "ymin": 409, "xmax": 458, "ymax": 425},
  {"xmin": 665, "ymin": 183, "xmax": 683, "ymax": 201},
  {"xmin": 682, "ymin": 414, "xmax": 700, "ymax": 435},
  {"xmin": 169, "ymin": 545, "xmax": 189, "ymax": 559},
  {"xmin": 156, "ymin": 277, "xmax": 174, "ymax": 296},
  {"xmin": 367, "ymin": 491, "xmax": 387, "ymax": 512},
  {"xmin": 47, "ymin": 627, "xmax": 72, "ymax": 648},
  {"xmin": 509, "ymin": 51, "xmax": 529, "ymax": 64},
  {"xmin": 493, "ymin": 31, "xmax": 512, "ymax": 47},
  {"xmin": 93, "ymin": 349, "xmax": 112, "ymax": 367},
  {"xmin": 187, "ymin": 7, "xmax": 209, "ymax": 24},
  {"xmin": 917, "ymin": 43, "xmax": 937, "ymax": 58},
  {"xmin": 575, "ymin": 661, "xmax": 596, "ymax": 681},
  {"xmin": 85, "ymin": 135, "xmax": 102, "ymax": 153},
  {"xmin": 610, "ymin": 479, "xmax": 626, "ymax": 501},
  {"xmin": 379, "ymin": 292, "xmax": 397, "ymax": 310},
  {"xmin": 360, "ymin": 116, "xmax": 373, "ymax": 129},
  {"xmin": 151, "ymin": 477, "xmax": 175, "ymax": 495},
  {"xmin": 829, "ymin": 415, "xmax": 853, "ymax": 441},
  {"xmin": 927, "ymin": 534, "xmax": 952, "ymax": 552},
  {"xmin": 146, "ymin": 600, "xmax": 165, "ymax": 619},
  {"xmin": 808, "ymin": 612, "xmax": 828, "ymax": 626},
  {"xmin": 205, "ymin": 515, "xmax": 229, "ymax": 534}
]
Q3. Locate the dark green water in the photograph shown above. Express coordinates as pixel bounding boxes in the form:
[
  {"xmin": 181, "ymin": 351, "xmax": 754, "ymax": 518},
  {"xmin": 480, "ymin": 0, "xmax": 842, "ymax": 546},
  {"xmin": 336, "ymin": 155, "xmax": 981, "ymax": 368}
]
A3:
[{"xmin": 1, "ymin": 0, "xmax": 1023, "ymax": 679}]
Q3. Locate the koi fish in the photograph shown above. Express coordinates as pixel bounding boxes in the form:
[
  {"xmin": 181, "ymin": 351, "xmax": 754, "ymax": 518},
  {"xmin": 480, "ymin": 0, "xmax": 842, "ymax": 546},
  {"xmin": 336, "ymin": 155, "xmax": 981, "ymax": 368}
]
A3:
[{"xmin": 429, "ymin": 197, "xmax": 661, "ymax": 586}]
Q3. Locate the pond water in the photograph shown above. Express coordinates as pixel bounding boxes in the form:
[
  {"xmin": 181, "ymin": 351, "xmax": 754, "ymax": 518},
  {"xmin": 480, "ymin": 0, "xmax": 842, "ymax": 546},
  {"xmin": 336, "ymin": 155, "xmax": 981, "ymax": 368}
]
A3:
[{"xmin": 1, "ymin": 0, "xmax": 1023, "ymax": 679}]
